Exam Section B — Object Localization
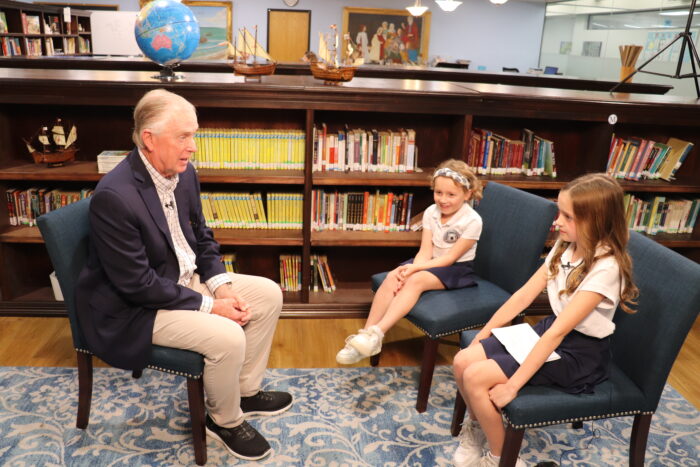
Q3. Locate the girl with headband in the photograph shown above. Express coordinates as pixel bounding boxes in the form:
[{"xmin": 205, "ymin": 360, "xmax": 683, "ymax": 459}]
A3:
[{"xmin": 336, "ymin": 159, "xmax": 484, "ymax": 364}]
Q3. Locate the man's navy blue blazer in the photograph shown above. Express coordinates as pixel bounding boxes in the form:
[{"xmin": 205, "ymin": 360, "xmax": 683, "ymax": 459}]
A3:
[{"xmin": 75, "ymin": 149, "xmax": 226, "ymax": 370}]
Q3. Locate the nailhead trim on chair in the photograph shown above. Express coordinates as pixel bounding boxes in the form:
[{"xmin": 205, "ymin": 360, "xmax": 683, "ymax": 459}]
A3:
[
  {"xmin": 503, "ymin": 409, "xmax": 654, "ymax": 429},
  {"xmin": 415, "ymin": 313, "xmax": 526, "ymax": 339},
  {"xmin": 75, "ymin": 347, "xmax": 203, "ymax": 379},
  {"xmin": 146, "ymin": 364, "xmax": 203, "ymax": 379}
]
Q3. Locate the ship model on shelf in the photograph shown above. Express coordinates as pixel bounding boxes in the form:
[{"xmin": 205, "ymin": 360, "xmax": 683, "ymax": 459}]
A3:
[
  {"xmin": 223, "ymin": 26, "xmax": 276, "ymax": 81},
  {"xmin": 24, "ymin": 119, "xmax": 77, "ymax": 167},
  {"xmin": 309, "ymin": 24, "xmax": 358, "ymax": 85}
]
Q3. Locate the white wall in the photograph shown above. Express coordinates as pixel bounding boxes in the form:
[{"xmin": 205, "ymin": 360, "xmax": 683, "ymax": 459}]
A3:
[
  {"xmin": 541, "ymin": 11, "xmax": 700, "ymax": 97},
  {"xmin": 56, "ymin": 0, "xmax": 546, "ymax": 72}
]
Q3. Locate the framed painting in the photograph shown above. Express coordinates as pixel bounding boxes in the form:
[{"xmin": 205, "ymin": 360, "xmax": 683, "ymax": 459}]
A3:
[
  {"xmin": 182, "ymin": 0, "xmax": 232, "ymax": 60},
  {"xmin": 342, "ymin": 7, "xmax": 430, "ymax": 65}
]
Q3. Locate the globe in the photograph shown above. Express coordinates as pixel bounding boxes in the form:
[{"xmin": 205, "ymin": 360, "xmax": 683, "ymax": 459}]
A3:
[{"xmin": 134, "ymin": 0, "xmax": 200, "ymax": 67}]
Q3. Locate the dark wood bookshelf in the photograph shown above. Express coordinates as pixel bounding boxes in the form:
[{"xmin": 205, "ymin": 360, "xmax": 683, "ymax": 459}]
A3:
[
  {"xmin": 0, "ymin": 0, "xmax": 91, "ymax": 57},
  {"xmin": 0, "ymin": 68, "xmax": 698, "ymax": 318}
]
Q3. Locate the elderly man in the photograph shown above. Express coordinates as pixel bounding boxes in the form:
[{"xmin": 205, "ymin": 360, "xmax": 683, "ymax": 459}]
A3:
[{"xmin": 76, "ymin": 88, "xmax": 291, "ymax": 461}]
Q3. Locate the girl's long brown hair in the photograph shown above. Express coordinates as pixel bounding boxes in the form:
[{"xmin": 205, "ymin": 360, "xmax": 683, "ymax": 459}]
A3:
[{"xmin": 548, "ymin": 173, "xmax": 638, "ymax": 313}]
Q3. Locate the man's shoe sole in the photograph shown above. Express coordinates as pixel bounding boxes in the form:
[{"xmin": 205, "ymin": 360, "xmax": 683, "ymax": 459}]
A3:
[
  {"xmin": 243, "ymin": 398, "xmax": 294, "ymax": 417},
  {"xmin": 205, "ymin": 426, "xmax": 271, "ymax": 461}
]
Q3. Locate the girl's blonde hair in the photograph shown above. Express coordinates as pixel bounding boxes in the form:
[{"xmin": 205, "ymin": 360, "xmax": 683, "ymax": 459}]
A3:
[
  {"xmin": 430, "ymin": 159, "xmax": 483, "ymax": 201},
  {"xmin": 549, "ymin": 173, "xmax": 638, "ymax": 313}
]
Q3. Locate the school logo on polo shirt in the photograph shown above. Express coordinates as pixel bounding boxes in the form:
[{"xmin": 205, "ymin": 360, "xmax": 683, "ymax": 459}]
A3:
[{"xmin": 444, "ymin": 230, "xmax": 459, "ymax": 243}]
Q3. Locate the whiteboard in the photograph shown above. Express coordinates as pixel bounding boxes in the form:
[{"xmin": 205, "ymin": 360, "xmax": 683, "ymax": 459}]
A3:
[{"xmin": 91, "ymin": 11, "xmax": 142, "ymax": 56}]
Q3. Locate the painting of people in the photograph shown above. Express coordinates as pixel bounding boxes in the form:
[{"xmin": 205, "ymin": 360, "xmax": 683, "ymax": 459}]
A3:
[{"xmin": 342, "ymin": 7, "xmax": 431, "ymax": 65}]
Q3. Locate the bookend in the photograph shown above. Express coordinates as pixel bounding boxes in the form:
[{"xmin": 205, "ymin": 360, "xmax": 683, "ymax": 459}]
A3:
[{"xmin": 610, "ymin": 0, "xmax": 700, "ymax": 98}]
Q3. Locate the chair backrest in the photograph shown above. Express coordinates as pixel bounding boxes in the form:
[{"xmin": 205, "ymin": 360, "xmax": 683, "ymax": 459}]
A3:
[
  {"xmin": 612, "ymin": 231, "xmax": 700, "ymax": 412},
  {"xmin": 474, "ymin": 182, "xmax": 557, "ymax": 294},
  {"xmin": 37, "ymin": 198, "xmax": 91, "ymax": 350}
]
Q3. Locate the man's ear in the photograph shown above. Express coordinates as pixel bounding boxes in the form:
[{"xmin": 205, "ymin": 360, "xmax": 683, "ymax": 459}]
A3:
[{"xmin": 141, "ymin": 129, "xmax": 155, "ymax": 152}]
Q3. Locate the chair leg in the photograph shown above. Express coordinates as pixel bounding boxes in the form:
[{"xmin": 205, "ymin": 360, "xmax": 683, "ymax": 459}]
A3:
[
  {"xmin": 451, "ymin": 390, "xmax": 467, "ymax": 436},
  {"xmin": 415, "ymin": 336, "xmax": 439, "ymax": 413},
  {"xmin": 629, "ymin": 413, "xmax": 652, "ymax": 467},
  {"xmin": 132, "ymin": 370, "xmax": 143, "ymax": 379},
  {"xmin": 499, "ymin": 425, "xmax": 525, "ymax": 466},
  {"xmin": 370, "ymin": 353, "xmax": 380, "ymax": 367},
  {"xmin": 76, "ymin": 352, "xmax": 93, "ymax": 429},
  {"xmin": 187, "ymin": 377, "xmax": 207, "ymax": 466}
]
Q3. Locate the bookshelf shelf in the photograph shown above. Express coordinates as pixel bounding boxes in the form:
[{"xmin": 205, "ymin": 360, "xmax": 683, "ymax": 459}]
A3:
[
  {"xmin": 311, "ymin": 231, "xmax": 421, "ymax": 247},
  {"xmin": 0, "ymin": 69, "xmax": 698, "ymax": 317}
]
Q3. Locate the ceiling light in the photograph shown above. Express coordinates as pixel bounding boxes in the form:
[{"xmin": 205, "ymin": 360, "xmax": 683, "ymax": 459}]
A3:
[
  {"xmin": 406, "ymin": 0, "xmax": 429, "ymax": 16},
  {"xmin": 436, "ymin": 0, "xmax": 462, "ymax": 12},
  {"xmin": 490, "ymin": 0, "xmax": 508, "ymax": 5}
]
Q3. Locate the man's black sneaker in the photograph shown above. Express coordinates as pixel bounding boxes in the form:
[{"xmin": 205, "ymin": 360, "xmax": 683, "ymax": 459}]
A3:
[
  {"xmin": 240, "ymin": 390, "xmax": 293, "ymax": 416},
  {"xmin": 205, "ymin": 414, "xmax": 271, "ymax": 460}
]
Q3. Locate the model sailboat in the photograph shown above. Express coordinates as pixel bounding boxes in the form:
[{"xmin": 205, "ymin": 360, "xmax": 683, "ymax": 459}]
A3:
[
  {"xmin": 24, "ymin": 118, "xmax": 77, "ymax": 167},
  {"xmin": 309, "ymin": 25, "xmax": 357, "ymax": 85},
  {"xmin": 223, "ymin": 26, "xmax": 276, "ymax": 80}
]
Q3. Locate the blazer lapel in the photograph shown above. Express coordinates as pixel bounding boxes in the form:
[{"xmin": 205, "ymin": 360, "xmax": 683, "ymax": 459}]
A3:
[{"xmin": 128, "ymin": 151, "xmax": 175, "ymax": 252}]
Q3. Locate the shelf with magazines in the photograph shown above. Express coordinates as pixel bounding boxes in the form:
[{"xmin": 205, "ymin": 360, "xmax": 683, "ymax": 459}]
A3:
[
  {"xmin": 0, "ymin": 69, "xmax": 700, "ymax": 317},
  {"xmin": 0, "ymin": 0, "xmax": 92, "ymax": 57}
]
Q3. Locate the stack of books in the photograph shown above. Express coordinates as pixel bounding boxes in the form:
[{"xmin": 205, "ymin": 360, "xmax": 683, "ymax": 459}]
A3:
[
  {"xmin": 97, "ymin": 150, "xmax": 129, "ymax": 174},
  {"xmin": 312, "ymin": 124, "xmax": 417, "ymax": 173},
  {"xmin": 624, "ymin": 194, "xmax": 700, "ymax": 235},
  {"xmin": 193, "ymin": 128, "xmax": 305, "ymax": 170},
  {"xmin": 222, "ymin": 253, "xmax": 238, "ymax": 273},
  {"xmin": 279, "ymin": 254, "xmax": 302, "ymax": 292},
  {"xmin": 467, "ymin": 128, "xmax": 557, "ymax": 177},
  {"xmin": 606, "ymin": 136, "xmax": 694, "ymax": 181},
  {"xmin": 6, "ymin": 187, "xmax": 93, "ymax": 226},
  {"xmin": 311, "ymin": 189, "xmax": 414, "ymax": 232},
  {"xmin": 310, "ymin": 254, "xmax": 335, "ymax": 293},
  {"xmin": 200, "ymin": 192, "xmax": 303, "ymax": 230}
]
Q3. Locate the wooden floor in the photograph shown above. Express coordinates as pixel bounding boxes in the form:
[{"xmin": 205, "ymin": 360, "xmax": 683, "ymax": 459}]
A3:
[{"xmin": 0, "ymin": 315, "xmax": 698, "ymax": 409}]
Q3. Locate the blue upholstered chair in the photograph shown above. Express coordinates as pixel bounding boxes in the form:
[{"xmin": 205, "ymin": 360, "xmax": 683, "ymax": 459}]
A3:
[
  {"xmin": 371, "ymin": 182, "xmax": 557, "ymax": 412},
  {"xmin": 37, "ymin": 198, "xmax": 208, "ymax": 466},
  {"xmin": 451, "ymin": 231, "xmax": 700, "ymax": 466}
]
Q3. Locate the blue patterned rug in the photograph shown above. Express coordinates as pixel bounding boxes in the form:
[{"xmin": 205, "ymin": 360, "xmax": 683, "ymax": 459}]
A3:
[{"xmin": 0, "ymin": 366, "xmax": 697, "ymax": 466}]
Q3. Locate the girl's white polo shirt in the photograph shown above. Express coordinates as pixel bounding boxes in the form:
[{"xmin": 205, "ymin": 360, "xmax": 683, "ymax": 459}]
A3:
[
  {"xmin": 545, "ymin": 240, "xmax": 623, "ymax": 339},
  {"xmin": 423, "ymin": 203, "xmax": 482, "ymax": 262}
]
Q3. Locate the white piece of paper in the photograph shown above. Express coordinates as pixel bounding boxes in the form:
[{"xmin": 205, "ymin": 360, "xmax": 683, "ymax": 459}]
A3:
[{"xmin": 491, "ymin": 323, "xmax": 561, "ymax": 365}]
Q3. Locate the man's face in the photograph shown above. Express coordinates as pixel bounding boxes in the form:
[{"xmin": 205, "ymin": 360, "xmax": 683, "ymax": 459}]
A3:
[{"xmin": 144, "ymin": 108, "xmax": 198, "ymax": 178}]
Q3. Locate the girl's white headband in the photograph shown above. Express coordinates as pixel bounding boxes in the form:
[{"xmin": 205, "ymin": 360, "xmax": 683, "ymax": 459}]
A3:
[{"xmin": 433, "ymin": 168, "xmax": 470, "ymax": 189}]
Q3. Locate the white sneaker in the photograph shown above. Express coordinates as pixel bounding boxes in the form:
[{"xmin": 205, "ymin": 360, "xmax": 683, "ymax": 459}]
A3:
[
  {"xmin": 453, "ymin": 420, "xmax": 486, "ymax": 467},
  {"xmin": 476, "ymin": 451, "xmax": 526, "ymax": 467},
  {"xmin": 348, "ymin": 326, "xmax": 383, "ymax": 357},
  {"xmin": 336, "ymin": 338, "xmax": 364, "ymax": 365}
]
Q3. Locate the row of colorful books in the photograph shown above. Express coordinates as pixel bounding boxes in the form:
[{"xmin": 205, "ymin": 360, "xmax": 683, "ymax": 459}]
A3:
[
  {"xmin": 606, "ymin": 136, "xmax": 693, "ymax": 181},
  {"xmin": 192, "ymin": 128, "xmax": 305, "ymax": 170},
  {"xmin": 624, "ymin": 195, "xmax": 700, "ymax": 235},
  {"xmin": 1, "ymin": 37, "xmax": 22, "ymax": 56},
  {"xmin": 467, "ymin": 128, "xmax": 557, "ymax": 177},
  {"xmin": 312, "ymin": 125, "xmax": 418, "ymax": 173},
  {"xmin": 279, "ymin": 254, "xmax": 336, "ymax": 293},
  {"xmin": 311, "ymin": 189, "xmax": 414, "ymax": 232},
  {"xmin": 6, "ymin": 188, "xmax": 93, "ymax": 227},
  {"xmin": 201, "ymin": 192, "xmax": 303, "ymax": 229}
]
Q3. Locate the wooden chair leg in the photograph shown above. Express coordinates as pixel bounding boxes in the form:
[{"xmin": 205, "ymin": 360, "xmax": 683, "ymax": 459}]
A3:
[
  {"xmin": 370, "ymin": 353, "xmax": 380, "ymax": 367},
  {"xmin": 132, "ymin": 370, "xmax": 143, "ymax": 379},
  {"xmin": 415, "ymin": 336, "xmax": 439, "ymax": 413},
  {"xmin": 187, "ymin": 377, "xmax": 207, "ymax": 466},
  {"xmin": 76, "ymin": 351, "xmax": 93, "ymax": 429},
  {"xmin": 629, "ymin": 413, "xmax": 652, "ymax": 467},
  {"xmin": 451, "ymin": 390, "xmax": 467, "ymax": 436},
  {"xmin": 499, "ymin": 425, "xmax": 525, "ymax": 467}
]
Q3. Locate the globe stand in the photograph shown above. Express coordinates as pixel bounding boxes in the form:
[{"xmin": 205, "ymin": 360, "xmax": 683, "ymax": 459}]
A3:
[{"xmin": 152, "ymin": 64, "xmax": 185, "ymax": 82}]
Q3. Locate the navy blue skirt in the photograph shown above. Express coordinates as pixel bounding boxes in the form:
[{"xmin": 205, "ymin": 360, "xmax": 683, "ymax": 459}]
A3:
[
  {"xmin": 400, "ymin": 258, "xmax": 477, "ymax": 290},
  {"xmin": 480, "ymin": 315, "xmax": 611, "ymax": 394}
]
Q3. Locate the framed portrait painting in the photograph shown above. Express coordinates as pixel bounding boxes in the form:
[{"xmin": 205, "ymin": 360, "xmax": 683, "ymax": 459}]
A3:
[
  {"xmin": 342, "ymin": 7, "xmax": 431, "ymax": 65},
  {"xmin": 182, "ymin": 0, "xmax": 232, "ymax": 60}
]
